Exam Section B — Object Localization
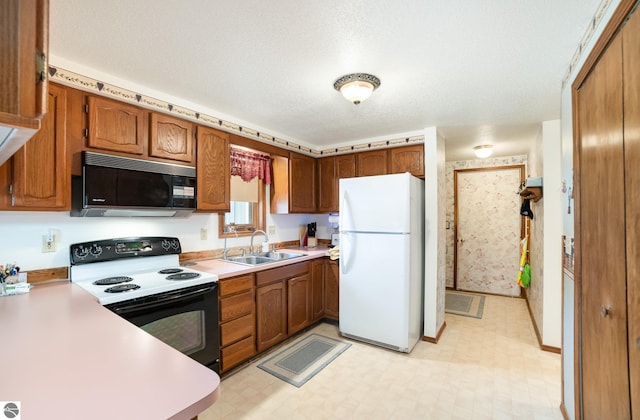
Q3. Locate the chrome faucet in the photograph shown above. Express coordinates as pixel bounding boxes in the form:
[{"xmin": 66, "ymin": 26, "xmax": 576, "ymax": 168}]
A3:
[
  {"xmin": 250, "ymin": 229, "xmax": 269, "ymax": 255},
  {"xmin": 223, "ymin": 226, "xmax": 239, "ymax": 260}
]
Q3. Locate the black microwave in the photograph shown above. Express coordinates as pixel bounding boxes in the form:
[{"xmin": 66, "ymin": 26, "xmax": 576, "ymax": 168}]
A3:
[{"xmin": 71, "ymin": 152, "xmax": 197, "ymax": 217}]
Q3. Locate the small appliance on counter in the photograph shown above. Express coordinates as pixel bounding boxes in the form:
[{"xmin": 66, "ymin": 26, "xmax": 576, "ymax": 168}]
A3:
[
  {"xmin": 69, "ymin": 236, "xmax": 220, "ymax": 373},
  {"xmin": 329, "ymin": 213, "xmax": 339, "ymax": 247}
]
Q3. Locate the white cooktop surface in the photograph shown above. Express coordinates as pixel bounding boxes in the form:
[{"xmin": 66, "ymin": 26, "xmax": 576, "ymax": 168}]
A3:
[{"xmin": 70, "ymin": 255, "xmax": 218, "ymax": 305}]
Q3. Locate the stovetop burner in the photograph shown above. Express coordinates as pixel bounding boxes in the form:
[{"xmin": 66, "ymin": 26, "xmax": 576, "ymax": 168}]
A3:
[
  {"xmin": 166, "ymin": 272, "xmax": 201, "ymax": 281},
  {"xmin": 93, "ymin": 276, "xmax": 134, "ymax": 286},
  {"xmin": 105, "ymin": 284, "xmax": 141, "ymax": 293},
  {"xmin": 158, "ymin": 268, "xmax": 183, "ymax": 275}
]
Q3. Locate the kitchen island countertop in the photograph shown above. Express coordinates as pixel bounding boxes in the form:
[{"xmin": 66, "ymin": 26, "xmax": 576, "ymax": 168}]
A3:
[{"xmin": 0, "ymin": 281, "xmax": 219, "ymax": 420}]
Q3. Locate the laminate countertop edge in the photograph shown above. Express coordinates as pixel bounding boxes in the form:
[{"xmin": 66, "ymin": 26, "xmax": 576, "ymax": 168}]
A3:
[{"xmin": 0, "ymin": 282, "xmax": 220, "ymax": 420}]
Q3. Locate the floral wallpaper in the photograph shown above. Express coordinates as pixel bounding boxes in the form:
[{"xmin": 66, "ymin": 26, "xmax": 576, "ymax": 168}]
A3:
[{"xmin": 445, "ymin": 155, "xmax": 528, "ymax": 290}]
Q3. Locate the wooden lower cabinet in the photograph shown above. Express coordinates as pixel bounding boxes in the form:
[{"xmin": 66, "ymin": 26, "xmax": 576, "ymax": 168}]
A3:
[
  {"xmin": 287, "ymin": 272, "xmax": 311, "ymax": 335},
  {"xmin": 324, "ymin": 260, "xmax": 340, "ymax": 320},
  {"xmin": 222, "ymin": 259, "xmax": 339, "ymax": 373},
  {"xmin": 311, "ymin": 260, "xmax": 325, "ymax": 322},
  {"xmin": 218, "ymin": 274, "xmax": 256, "ymax": 373},
  {"xmin": 256, "ymin": 280, "xmax": 287, "ymax": 352},
  {"xmin": 256, "ymin": 262, "xmax": 311, "ymax": 353}
]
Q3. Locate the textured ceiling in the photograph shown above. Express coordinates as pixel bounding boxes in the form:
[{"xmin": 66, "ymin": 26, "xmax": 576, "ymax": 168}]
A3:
[{"xmin": 49, "ymin": 0, "xmax": 603, "ymax": 160}]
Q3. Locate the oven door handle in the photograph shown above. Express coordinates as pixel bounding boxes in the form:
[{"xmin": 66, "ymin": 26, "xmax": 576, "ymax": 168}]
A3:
[{"xmin": 110, "ymin": 285, "xmax": 216, "ymax": 315}]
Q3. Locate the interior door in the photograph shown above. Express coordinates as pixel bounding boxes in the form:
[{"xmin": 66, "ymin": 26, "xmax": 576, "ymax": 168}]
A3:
[
  {"xmin": 577, "ymin": 33, "xmax": 631, "ymax": 419},
  {"xmin": 454, "ymin": 166, "xmax": 523, "ymax": 296}
]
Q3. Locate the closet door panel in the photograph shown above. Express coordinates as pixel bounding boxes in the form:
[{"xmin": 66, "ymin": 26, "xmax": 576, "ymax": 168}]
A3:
[
  {"xmin": 578, "ymin": 34, "xmax": 630, "ymax": 419},
  {"xmin": 623, "ymin": 8, "xmax": 640, "ymax": 417}
]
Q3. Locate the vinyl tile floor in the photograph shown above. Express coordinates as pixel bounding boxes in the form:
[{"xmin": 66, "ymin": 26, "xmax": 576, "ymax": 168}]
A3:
[{"xmin": 200, "ymin": 294, "xmax": 562, "ymax": 419}]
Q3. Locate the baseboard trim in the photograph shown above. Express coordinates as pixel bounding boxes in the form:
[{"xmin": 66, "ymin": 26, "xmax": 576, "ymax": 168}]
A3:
[
  {"xmin": 525, "ymin": 293, "xmax": 562, "ymax": 354},
  {"xmin": 422, "ymin": 321, "xmax": 447, "ymax": 344}
]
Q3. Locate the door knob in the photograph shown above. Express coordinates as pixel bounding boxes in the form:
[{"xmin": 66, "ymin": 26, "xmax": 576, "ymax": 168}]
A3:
[{"xmin": 600, "ymin": 305, "xmax": 612, "ymax": 317}]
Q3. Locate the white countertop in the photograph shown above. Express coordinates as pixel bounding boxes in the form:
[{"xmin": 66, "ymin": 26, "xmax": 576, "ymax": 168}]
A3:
[{"xmin": 0, "ymin": 282, "xmax": 220, "ymax": 420}]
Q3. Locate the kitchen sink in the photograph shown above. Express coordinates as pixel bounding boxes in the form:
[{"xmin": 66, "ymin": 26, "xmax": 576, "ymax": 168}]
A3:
[
  {"xmin": 255, "ymin": 251, "xmax": 305, "ymax": 260},
  {"xmin": 223, "ymin": 252, "xmax": 306, "ymax": 266}
]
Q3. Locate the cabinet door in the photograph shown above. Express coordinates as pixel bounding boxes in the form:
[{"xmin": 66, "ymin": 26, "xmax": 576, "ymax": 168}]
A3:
[
  {"xmin": 10, "ymin": 84, "xmax": 68, "ymax": 209},
  {"xmin": 288, "ymin": 273, "xmax": 311, "ymax": 335},
  {"xmin": 324, "ymin": 260, "xmax": 340, "ymax": 320},
  {"xmin": 289, "ymin": 152, "xmax": 316, "ymax": 212},
  {"xmin": 196, "ymin": 126, "xmax": 230, "ymax": 212},
  {"xmin": 311, "ymin": 260, "xmax": 325, "ymax": 322},
  {"xmin": 87, "ymin": 95, "xmax": 146, "ymax": 155},
  {"xmin": 356, "ymin": 149, "xmax": 388, "ymax": 177},
  {"xmin": 336, "ymin": 154, "xmax": 356, "ymax": 179},
  {"xmin": 149, "ymin": 112, "xmax": 194, "ymax": 163},
  {"xmin": 389, "ymin": 145, "xmax": 424, "ymax": 178},
  {"xmin": 0, "ymin": 0, "xmax": 47, "ymax": 118},
  {"xmin": 317, "ymin": 156, "xmax": 336, "ymax": 212},
  {"xmin": 0, "ymin": 0, "xmax": 48, "ymax": 165},
  {"xmin": 256, "ymin": 281, "xmax": 287, "ymax": 352}
]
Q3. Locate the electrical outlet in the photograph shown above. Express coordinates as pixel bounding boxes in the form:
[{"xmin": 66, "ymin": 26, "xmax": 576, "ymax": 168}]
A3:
[
  {"xmin": 200, "ymin": 228, "xmax": 208, "ymax": 240},
  {"xmin": 268, "ymin": 225, "xmax": 276, "ymax": 235},
  {"xmin": 42, "ymin": 235, "xmax": 57, "ymax": 253}
]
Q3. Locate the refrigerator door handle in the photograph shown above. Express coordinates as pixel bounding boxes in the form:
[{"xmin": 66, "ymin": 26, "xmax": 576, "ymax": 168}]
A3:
[{"xmin": 340, "ymin": 231, "xmax": 351, "ymax": 274}]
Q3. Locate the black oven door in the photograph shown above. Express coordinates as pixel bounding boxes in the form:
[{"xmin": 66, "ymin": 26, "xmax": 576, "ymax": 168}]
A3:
[{"xmin": 106, "ymin": 283, "xmax": 220, "ymax": 374}]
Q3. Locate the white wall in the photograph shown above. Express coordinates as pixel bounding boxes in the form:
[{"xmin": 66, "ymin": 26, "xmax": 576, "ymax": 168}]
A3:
[
  {"xmin": 423, "ymin": 127, "xmax": 446, "ymax": 339},
  {"xmin": 542, "ymin": 120, "xmax": 562, "ymax": 347},
  {"xmin": 0, "ymin": 185, "xmax": 328, "ymax": 271}
]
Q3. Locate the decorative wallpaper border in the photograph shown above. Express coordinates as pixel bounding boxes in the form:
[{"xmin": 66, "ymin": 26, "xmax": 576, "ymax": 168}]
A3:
[
  {"xmin": 561, "ymin": 0, "xmax": 613, "ymax": 88},
  {"xmin": 48, "ymin": 66, "xmax": 424, "ymax": 157}
]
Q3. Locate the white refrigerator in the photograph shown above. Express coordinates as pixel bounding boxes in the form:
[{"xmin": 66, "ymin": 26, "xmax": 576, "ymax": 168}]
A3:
[{"xmin": 339, "ymin": 172, "xmax": 424, "ymax": 353}]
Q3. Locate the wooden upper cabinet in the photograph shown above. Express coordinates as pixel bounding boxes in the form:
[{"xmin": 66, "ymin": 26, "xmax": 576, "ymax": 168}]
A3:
[
  {"xmin": 336, "ymin": 153, "xmax": 356, "ymax": 179},
  {"xmin": 389, "ymin": 144, "xmax": 424, "ymax": 178},
  {"xmin": 4, "ymin": 83, "xmax": 68, "ymax": 210},
  {"xmin": 356, "ymin": 149, "xmax": 388, "ymax": 177},
  {"xmin": 0, "ymin": 0, "xmax": 49, "ymax": 165},
  {"xmin": 317, "ymin": 156, "xmax": 336, "ymax": 213},
  {"xmin": 196, "ymin": 125, "xmax": 230, "ymax": 212},
  {"xmin": 149, "ymin": 112, "xmax": 194, "ymax": 163},
  {"xmin": 289, "ymin": 151, "xmax": 316, "ymax": 213},
  {"xmin": 87, "ymin": 95, "xmax": 146, "ymax": 155}
]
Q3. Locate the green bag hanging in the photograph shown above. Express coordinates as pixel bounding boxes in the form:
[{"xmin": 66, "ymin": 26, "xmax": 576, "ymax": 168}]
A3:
[{"xmin": 521, "ymin": 263, "xmax": 531, "ymax": 288}]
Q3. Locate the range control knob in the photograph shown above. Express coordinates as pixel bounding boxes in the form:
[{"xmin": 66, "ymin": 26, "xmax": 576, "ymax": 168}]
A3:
[
  {"xmin": 89, "ymin": 244, "xmax": 103, "ymax": 257},
  {"xmin": 73, "ymin": 247, "xmax": 90, "ymax": 260},
  {"xmin": 161, "ymin": 239, "xmax": 171, "ymax": 250},
  {"xmin": 171, "ymin": 239, "xmax": 180, "ymax": 250}
]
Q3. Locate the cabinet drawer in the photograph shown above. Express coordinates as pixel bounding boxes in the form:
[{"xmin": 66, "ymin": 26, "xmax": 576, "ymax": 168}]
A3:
[
  {"xmin": 221, "ymin": 335, "xmax": 255, "ymax": 372},
  {"xmin": 256, "ymin": 261, "xmax": 310, "ymax": 287},
  {"xmin": 220, "ymin": 290, "xmax": 254, "ymax": 322},
  {"xmin": 219, "ymin": 274, "xmax": 254, "ymax": 297},
  {"xmin": 221, "ymin": 313, "xmax": 254, "ymax": 347}
]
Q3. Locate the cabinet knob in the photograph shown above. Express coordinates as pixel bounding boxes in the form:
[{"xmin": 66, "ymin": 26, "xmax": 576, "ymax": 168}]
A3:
[
  {"xmin": 600, "ymin": 305, "xmax": 612, "ymax": 317},
  {"xmin": 459, "ymin": 237, "xmax": 465, "ymax": 244}
]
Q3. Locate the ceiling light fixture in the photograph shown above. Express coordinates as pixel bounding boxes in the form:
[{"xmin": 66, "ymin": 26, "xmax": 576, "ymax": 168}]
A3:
[
  {"xmin": 333, "ymin": 73, "xmax": 381, "ymax": 105},
  {"xmin": 473, "ymin": 145, "xmax": 493, "ymax": 158}
]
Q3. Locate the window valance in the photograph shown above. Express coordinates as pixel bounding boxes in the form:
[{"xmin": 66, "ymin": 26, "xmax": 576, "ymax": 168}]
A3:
[{"xmin": 230, "ymin": 147, "xmax": 271, "ymax": 184}]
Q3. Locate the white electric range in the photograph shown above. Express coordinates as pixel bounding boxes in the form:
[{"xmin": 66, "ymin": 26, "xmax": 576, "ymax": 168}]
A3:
[{"xmin": 69, "ymin": 236, "xmax": 221, "ymax": 373}]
